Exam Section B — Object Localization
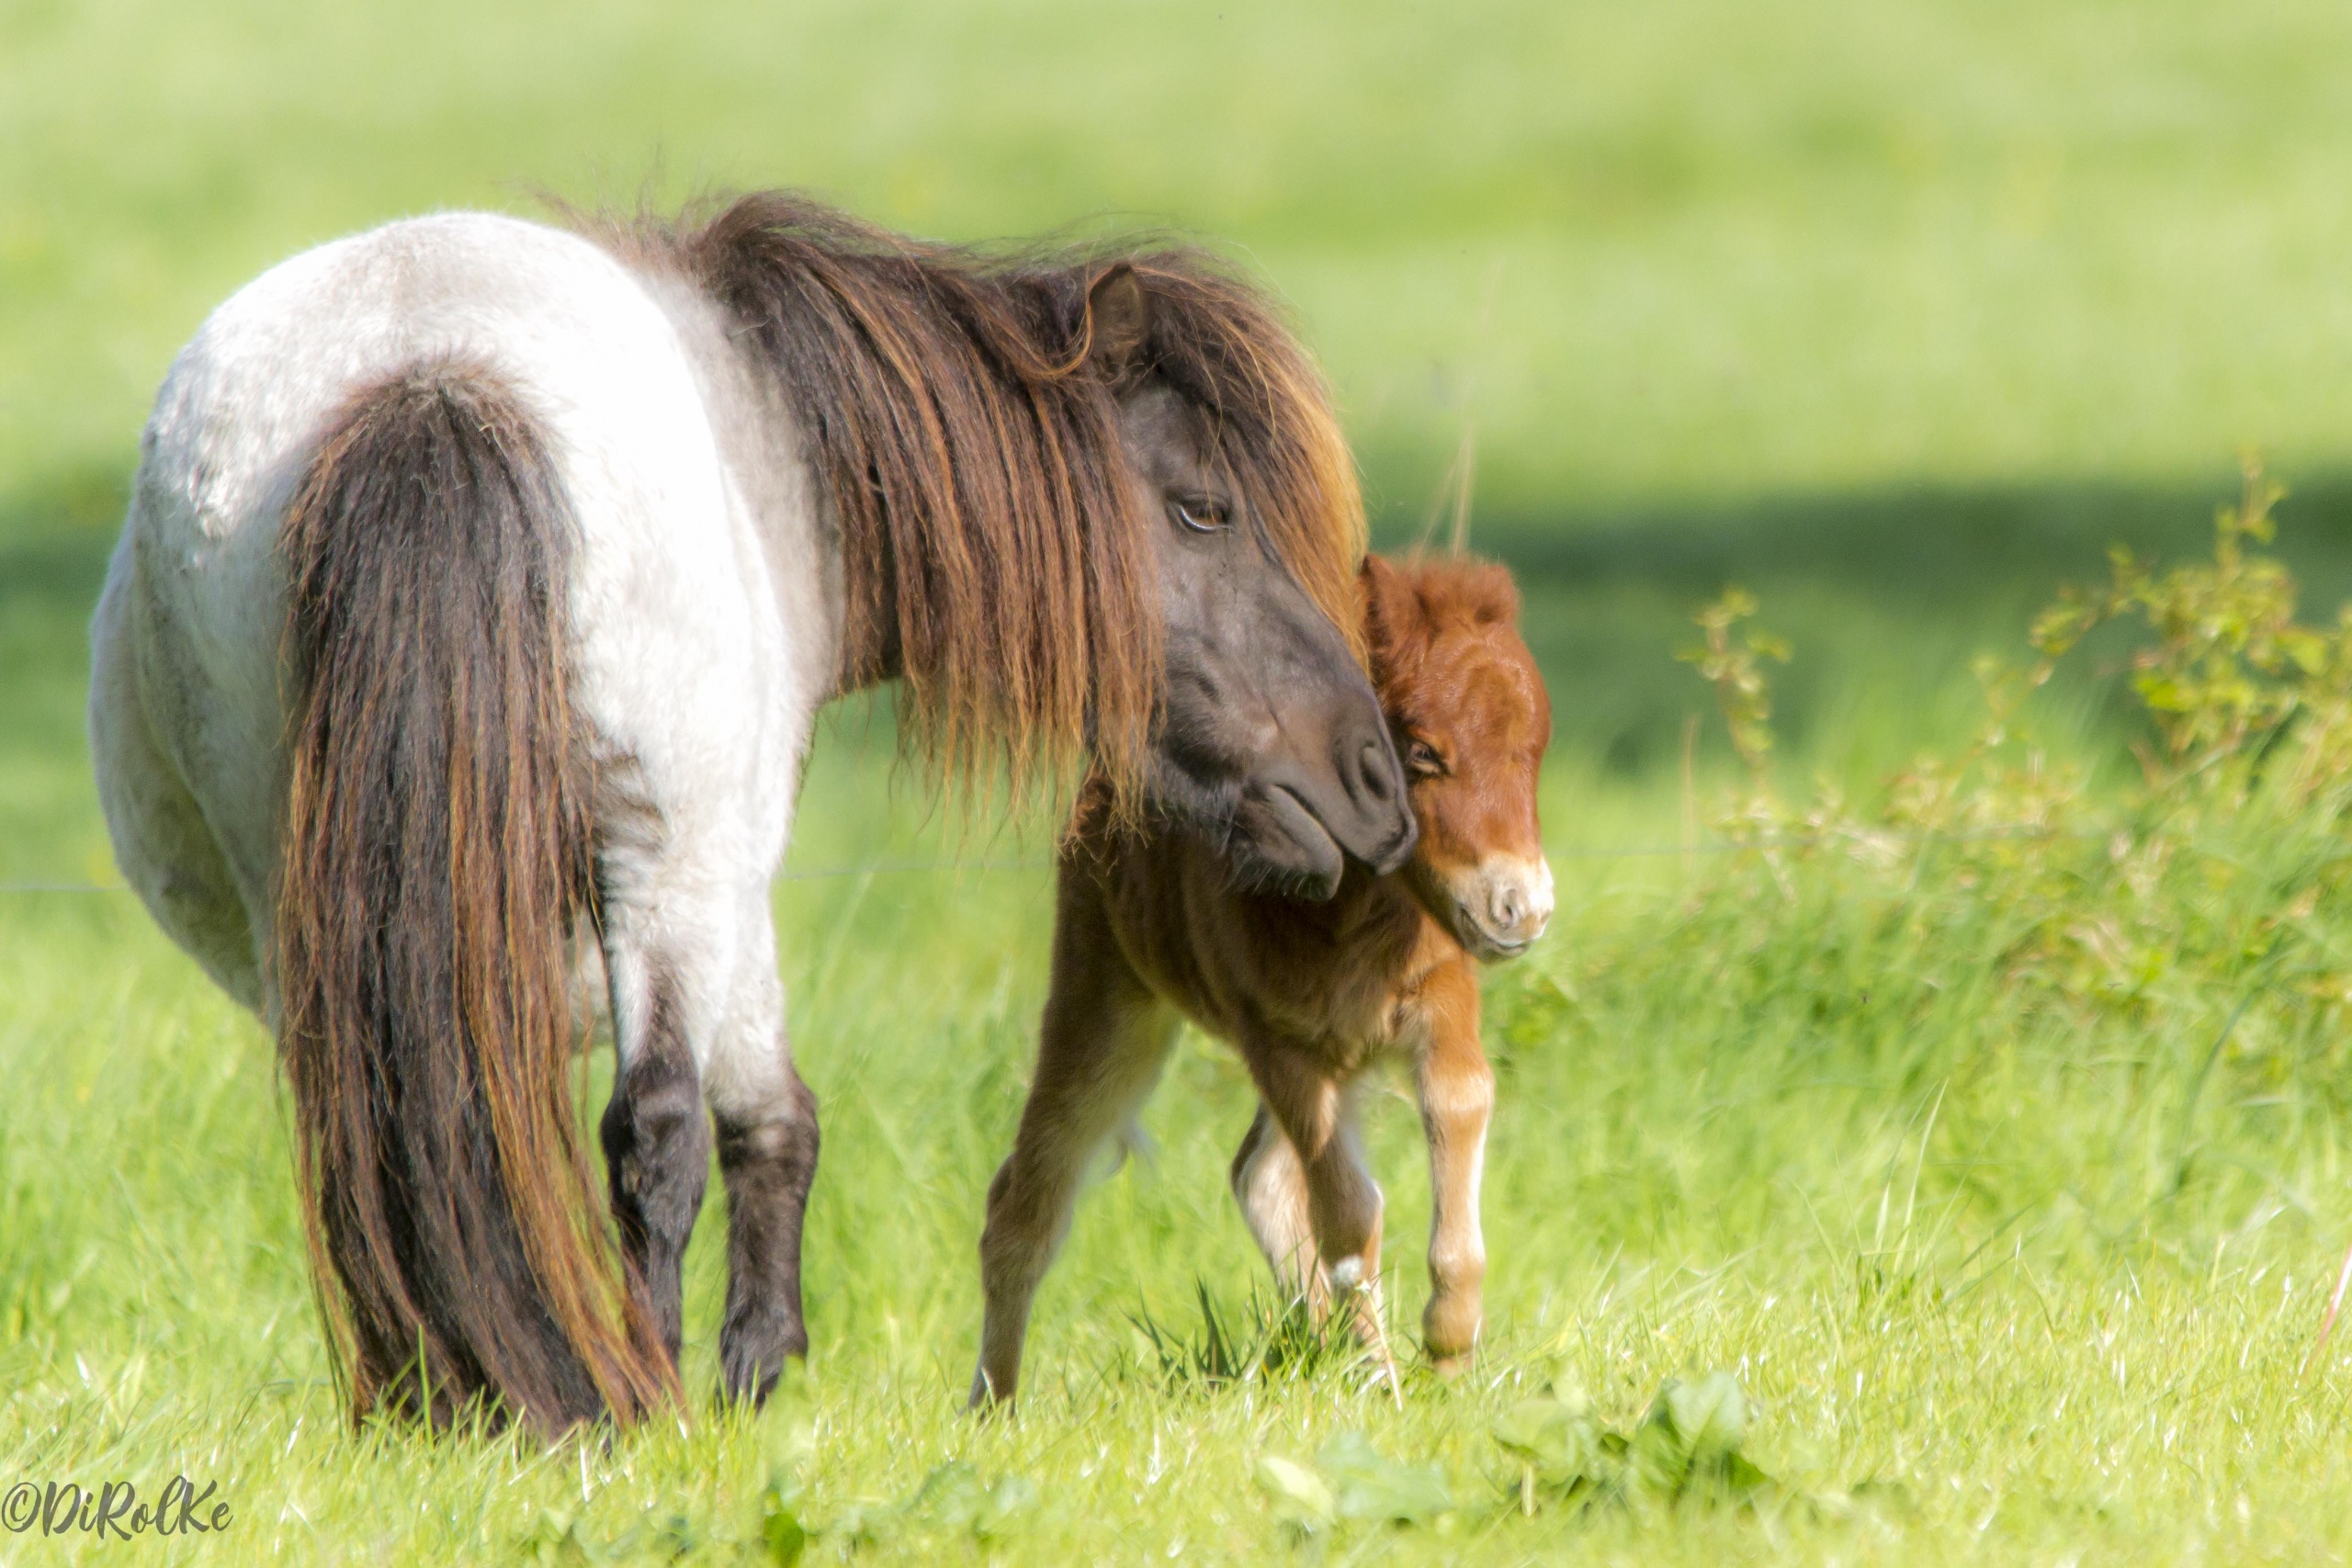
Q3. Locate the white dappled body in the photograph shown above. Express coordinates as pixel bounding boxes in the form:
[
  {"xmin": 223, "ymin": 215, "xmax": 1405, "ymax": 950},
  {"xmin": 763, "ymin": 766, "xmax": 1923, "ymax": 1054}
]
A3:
[{"xmin": 87, "ymin": 211, "xmax": 831, "ymax": 1122}]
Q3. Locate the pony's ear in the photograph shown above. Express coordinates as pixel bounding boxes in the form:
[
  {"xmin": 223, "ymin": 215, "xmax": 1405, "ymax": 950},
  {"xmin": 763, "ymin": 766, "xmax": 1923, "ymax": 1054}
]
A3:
[{"xmin": 1085, "ymin": 265, "xmax": 1153, "ymax": 383}]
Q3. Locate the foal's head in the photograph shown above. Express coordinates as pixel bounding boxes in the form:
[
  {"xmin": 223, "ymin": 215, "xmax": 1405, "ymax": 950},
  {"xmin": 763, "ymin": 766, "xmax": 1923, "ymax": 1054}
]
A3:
[{"xmin": 1363, "ymin": 555, "xmax": 1554, "ymax": 960}]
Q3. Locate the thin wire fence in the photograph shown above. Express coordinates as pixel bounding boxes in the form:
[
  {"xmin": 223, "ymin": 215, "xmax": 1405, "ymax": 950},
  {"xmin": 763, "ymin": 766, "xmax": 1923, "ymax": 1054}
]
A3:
[{"xmin": 0, "ymin": 825, "xmax": 2121, "ymax": 898}]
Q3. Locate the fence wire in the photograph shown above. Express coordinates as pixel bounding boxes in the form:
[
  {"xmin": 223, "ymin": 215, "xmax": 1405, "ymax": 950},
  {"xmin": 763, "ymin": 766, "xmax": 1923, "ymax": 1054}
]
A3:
[{"xmin": 0, "ymin": 826, "xmax": 2120, "ymax": 898}]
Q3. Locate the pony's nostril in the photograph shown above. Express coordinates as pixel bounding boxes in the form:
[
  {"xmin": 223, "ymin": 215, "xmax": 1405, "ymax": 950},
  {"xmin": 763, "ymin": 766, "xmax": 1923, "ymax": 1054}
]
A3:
[
  {"xmin": 1493, "ymin": 886, "xmax": 1523, "ymax": 928},
  {"xmin": 1356, "ymin": 737, "xmax": 1395, "ymax": 803}
]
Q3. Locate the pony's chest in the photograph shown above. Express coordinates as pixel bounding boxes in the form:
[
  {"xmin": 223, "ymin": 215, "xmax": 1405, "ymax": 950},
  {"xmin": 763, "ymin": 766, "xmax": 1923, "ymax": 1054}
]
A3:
[{"xmin": 1110, "ymin": 858, "xmax": 1438, "ymax": 1062}]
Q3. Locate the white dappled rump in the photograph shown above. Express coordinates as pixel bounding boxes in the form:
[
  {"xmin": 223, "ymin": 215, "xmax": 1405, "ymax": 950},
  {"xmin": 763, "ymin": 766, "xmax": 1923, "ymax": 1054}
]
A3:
[{"xmin": 88, "ymin": 210, "xmax": 825, "ymax": 1113}]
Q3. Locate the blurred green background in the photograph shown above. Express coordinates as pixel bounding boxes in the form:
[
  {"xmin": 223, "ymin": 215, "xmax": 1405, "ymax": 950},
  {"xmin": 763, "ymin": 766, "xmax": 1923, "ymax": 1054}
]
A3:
[
  {"xmin": 11, "ymin": 0, "xmax": 2352, "ymax": 863},
  {"xmin": 22, "ymin": 0, "xmax": 2352, "ymax": 879}
]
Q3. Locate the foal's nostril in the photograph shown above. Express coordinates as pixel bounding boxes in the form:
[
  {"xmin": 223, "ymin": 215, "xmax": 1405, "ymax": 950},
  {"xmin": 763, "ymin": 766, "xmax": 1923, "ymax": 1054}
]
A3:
[{"xmin": 1492, "ymin": 886, "xmax": 1524, "ymax": 929}]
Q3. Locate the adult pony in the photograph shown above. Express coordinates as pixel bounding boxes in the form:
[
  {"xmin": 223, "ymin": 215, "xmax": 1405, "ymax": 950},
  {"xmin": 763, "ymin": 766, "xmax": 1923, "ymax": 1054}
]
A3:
[{"xmin": 88, "ymin": 193, "xmax": 1415, "ymax": 1437}]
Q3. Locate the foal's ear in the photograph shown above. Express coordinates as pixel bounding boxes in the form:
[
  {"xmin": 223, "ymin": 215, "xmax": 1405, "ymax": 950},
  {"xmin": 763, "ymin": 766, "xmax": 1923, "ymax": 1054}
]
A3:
[
  {"xmin": 1360, "ymin": 553, "xmax": 1417, "ymax": 665},
  {"xmin": 1085, "ymin": 265, "xmax": 1154, "ymax": 383}
]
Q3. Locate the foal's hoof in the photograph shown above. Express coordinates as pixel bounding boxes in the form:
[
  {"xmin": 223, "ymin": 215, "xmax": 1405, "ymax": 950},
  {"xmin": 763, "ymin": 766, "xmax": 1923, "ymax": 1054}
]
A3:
[{"xmin": 1429, "ymin": 1350, "xmax": 1474, "ymax": 1382}]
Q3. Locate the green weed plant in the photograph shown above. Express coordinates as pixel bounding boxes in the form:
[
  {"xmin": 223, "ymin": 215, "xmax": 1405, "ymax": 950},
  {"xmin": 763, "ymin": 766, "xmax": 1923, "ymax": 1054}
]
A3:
[{"xmin": 1673, "ymin": 458, "xmax": 2352, "ymax": 1052}]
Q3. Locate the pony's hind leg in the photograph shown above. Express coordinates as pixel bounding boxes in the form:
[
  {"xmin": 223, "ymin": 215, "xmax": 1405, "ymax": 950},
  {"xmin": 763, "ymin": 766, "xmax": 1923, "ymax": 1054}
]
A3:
[
  {"xmin": 697, "ymin": 900, "xmax": 819, "ymax": 1405},
  {"xmin": 601, "ymin": 863, "xmax": 815, "ymax": 1404},
  {"xmin": 711, "ymin": 1066, "xmax": 818, "ymax": 1404},
  {"xmin": 971, "ymin": 874, "xmax": 1175, "ymax": 1408},
  {"xmin": 597, "ymin": 927, "xmax": 715, "ymax": 1372}
]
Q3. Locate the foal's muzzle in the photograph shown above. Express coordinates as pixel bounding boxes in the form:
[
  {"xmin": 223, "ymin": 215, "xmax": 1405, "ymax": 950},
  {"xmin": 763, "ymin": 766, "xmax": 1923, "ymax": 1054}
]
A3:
[{"xmin": 1442, "ymin": 853, "xmax": 1555, "ymax": 961}]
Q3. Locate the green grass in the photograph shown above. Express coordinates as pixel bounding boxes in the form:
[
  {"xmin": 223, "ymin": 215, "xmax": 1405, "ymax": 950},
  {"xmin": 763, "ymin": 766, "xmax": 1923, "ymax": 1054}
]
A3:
[
  {"xmin": 17, "ymin": 0, "xmax": 2352, "ymax": 1561},
  {"xmin": 17, "ymin": 504, "xmax": 2352, "ymax": 1564},
  {"xmin": 17, "ymin": 635, "xmax": 2352, "ymax": 1562}
]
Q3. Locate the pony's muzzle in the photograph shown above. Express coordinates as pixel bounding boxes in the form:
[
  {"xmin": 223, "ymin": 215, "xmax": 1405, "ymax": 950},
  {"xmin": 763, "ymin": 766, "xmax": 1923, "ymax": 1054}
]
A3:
[{"xmin": 1351, "ymin": 736, "xmax": 1419, "ymax": 875}]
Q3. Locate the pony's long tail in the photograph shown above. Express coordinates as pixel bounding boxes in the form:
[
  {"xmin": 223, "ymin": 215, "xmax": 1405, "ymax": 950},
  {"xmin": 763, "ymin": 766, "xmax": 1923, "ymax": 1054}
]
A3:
[{"xmin": 275, "ymin": 361, "xmax": 673, "ymax": 1436}]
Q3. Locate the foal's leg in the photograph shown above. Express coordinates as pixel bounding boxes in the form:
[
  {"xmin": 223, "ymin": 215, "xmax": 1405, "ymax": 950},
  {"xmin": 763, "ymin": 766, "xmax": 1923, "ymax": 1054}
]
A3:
[
  {"xmin": 1245, "ymin": 1046, "xmax": 1393, "ymax": 1373},
  {"xmin": 1230, "ymin": 1103, "xmax": 1323, "ymax": 1310},
  {"xmin": 1413, "ymin": 962, "xmax": 1492, "ymax": 1373},
  {"xmin": 971, "ymin": 875, "xmax": 1175, "ymax": 1407},
  {"xmin": 699, "ymin": 890, "xmax": 820, "ymax": 1405}
]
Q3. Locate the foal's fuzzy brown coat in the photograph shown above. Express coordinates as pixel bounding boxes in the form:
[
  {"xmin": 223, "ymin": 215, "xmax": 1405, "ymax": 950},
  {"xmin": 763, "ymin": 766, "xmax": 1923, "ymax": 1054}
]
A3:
[{"xmin": 973, "ymin": 555, "xmax": 1554, "ymax": 1404}]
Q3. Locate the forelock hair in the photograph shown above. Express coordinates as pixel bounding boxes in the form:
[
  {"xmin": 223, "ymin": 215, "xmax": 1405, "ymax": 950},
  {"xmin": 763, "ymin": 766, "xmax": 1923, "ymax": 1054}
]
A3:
[{"xmin": 1367, "ymin": 553, "xmax": 1522, "ymax": 678}]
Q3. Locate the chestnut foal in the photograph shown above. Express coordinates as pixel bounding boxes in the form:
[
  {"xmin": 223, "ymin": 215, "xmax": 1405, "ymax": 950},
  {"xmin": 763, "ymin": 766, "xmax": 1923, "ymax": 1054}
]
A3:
[{"xmin": 972, "ymin": 554, "xmax": 1554, "ymax": 1405}]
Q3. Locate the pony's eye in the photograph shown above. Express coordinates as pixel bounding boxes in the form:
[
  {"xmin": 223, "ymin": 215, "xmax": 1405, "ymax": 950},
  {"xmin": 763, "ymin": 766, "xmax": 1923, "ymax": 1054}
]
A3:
[
  {"xmin": 1406, "ymin": 738, "xmax": 1445, "ymax": 776},
  {"xmin": 1169, "ymin": 498, "xmax": 1229, "ymax": 534}
]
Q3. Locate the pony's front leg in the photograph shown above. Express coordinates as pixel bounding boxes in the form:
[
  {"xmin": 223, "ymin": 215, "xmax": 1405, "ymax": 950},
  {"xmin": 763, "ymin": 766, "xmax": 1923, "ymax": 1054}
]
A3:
[{"xmin": 1413, "ymin": 962, "xmax": 1490, "ymax": 1374}]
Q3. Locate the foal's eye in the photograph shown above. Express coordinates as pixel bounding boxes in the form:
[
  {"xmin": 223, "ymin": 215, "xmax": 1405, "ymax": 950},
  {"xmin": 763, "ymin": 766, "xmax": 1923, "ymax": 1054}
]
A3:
[
  {"xmin": 1169, "ymin": 497, "xmax": 1230, "ymax": 534},
  {"xmin": 1406, "ymin": 738, "xmax": 1445, "ymax": 776}
]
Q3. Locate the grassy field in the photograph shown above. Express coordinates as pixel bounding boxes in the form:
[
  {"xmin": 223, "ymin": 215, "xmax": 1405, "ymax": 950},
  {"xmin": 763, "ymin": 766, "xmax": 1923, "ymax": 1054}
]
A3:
[
  {"xmin": 16, "ymin": 0, "xmax": 2352, "ymax": 1562},
  {"xmin": 23, "ymin": 529, "xmax": 2352, "ymax": 1564}
]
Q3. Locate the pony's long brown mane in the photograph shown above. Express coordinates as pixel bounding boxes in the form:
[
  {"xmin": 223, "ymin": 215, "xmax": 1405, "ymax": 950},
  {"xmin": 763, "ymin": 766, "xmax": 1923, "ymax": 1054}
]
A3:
[{"xmin": 624, "ymin": 193, "xmax": 1365, "ymax": 811}]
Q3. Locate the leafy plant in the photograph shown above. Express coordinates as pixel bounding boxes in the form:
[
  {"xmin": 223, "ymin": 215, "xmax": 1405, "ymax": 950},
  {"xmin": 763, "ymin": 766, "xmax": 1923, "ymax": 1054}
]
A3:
[
  {"xmin": 1682, "ymin": 458, "xmax": 2352, "ymax": 1033},
  {"xmin": 514, "ymin": 1506, "xmax": 730, "ymax": 1564},
  {"xmin": 828, "ymin": 1461, "xmax": 1039, "ymax": 1551},
  {"xmin": 1255, "ymin": 1431, "xmax": 1456, "ymax": 1540},
  {"xmin": 1493, "ymin": 1371, "xmax": 1772, "ymax": 1517},
  {"xmin": 1679, "ymin": 587, "xmax": 1792, "ymax": 782},
  {"xmin": 759, "ymin": 1474, "xmax": 808, "ymax": 1566}
]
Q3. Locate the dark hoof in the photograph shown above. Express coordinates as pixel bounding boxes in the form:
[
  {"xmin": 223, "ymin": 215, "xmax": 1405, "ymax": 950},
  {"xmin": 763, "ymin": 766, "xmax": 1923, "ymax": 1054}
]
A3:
[{"xmin": 718, "ymin": 1312, "xmax": 808, "ymax": 1407}]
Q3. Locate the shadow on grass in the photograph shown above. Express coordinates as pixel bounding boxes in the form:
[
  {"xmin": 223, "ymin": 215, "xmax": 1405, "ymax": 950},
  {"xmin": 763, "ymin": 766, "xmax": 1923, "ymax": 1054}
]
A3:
[
  {"xmin": 16, "ymin": 461, "xmax": 2352, "ymax": 788},
  {"xmin": 1438, "ymin": 468, "xmax": 2352, "ymax": 603},
  {"xmin": 0, "ymin": 465, "xmax": 122, "ymax": 620},
  {"xmin": 1386, "ymin": 467, "xmax": 2352, "ymax": 775}
]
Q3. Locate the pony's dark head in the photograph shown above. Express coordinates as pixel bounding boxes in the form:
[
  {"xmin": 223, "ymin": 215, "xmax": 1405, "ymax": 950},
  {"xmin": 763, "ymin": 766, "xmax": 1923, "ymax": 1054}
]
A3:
[
  {"xmin": 650, "ymin": 195, "xmax": 1414, "ymax": 894},
  {"xmin": 1082, "ymin": 267, "xmax": 1415, "ymax": 897}
]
